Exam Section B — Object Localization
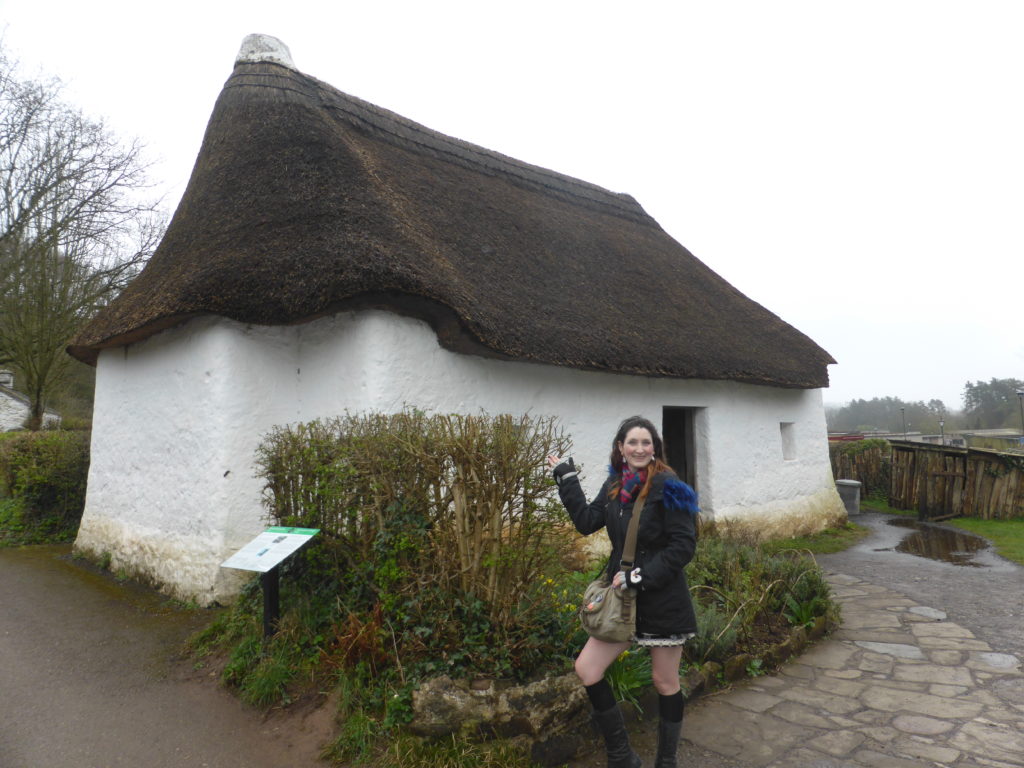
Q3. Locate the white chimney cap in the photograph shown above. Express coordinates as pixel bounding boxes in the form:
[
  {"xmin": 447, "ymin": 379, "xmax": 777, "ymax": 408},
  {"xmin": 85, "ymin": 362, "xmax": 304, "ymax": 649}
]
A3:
[{"xmin": 235, "ymin": 34, "xmax": 296, "ymax": 70}]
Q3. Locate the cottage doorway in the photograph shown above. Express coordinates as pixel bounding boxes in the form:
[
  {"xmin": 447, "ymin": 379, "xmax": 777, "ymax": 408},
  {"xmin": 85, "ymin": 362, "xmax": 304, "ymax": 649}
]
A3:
[{"xmin": 662, "ymin": 407, "xmax": 697, "ymax": 488}]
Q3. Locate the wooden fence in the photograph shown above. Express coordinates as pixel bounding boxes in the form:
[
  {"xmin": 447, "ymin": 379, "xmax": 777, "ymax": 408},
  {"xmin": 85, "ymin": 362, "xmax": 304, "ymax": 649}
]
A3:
[
  {"xmin": 829, "ymin": 440, "xmax": 890, "ymax": 498},
  {"xmin": 831, "ymin": 440, "xmax": 1024, "ymax": 521},
  {"xmin": 888, "ymin": 441, "xmax": 1024, "ymax": 521}
]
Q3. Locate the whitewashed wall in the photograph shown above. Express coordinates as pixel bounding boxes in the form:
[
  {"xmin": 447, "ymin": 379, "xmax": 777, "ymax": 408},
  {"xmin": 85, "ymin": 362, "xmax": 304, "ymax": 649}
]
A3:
[
  {"xmin": 76, "ymin": 311, "xmax": 844, "ymax": 604},
  {"xmin": 0, "ymin": 393, "xmax": 28, "ymax": 431},
  {"xmin": 0, "ymin": 392, "xmax": 60, "ymax": 430}
]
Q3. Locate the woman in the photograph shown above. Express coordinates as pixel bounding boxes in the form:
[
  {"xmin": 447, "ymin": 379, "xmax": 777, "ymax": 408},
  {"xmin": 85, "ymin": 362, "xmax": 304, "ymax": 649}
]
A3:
[{"xmin": 548, "ymin": 415, "xmax": 698, "ymax": 768}]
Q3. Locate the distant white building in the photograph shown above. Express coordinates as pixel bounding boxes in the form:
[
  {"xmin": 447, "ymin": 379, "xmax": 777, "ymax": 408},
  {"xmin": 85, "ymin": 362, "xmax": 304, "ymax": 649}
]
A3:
[
  {"xmin": 0, "ymin": 371, "xmax": 60, "ymax": 431},
  {"xmin": 68, "ymin": 35, "xmax": 846, "ymax": 606}
]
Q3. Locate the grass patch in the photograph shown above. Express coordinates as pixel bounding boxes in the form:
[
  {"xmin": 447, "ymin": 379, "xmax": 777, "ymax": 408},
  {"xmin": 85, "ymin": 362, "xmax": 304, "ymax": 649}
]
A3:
[
  {"xmin": 943, "ymin": 518, "xmax": 1024, "ymax": 566},
  {"xmin": 860, "ymin": 498, "xmax": 915, "ymax": 516},
  {"xmin": 375, "ymin": 733, "xmax": 534, "ymax": 768},
  {"xmin": 761, "ymin": 521, "xmax": 869, "ymax": 556}
]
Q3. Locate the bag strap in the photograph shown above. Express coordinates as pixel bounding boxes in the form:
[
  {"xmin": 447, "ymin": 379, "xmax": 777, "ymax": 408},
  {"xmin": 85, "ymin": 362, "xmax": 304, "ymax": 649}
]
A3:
[
  {"xmin": 615, "ymin": 476, "xmax": 653, "ymax": 625},
  {"xmin": 620, "ymin": 479, "xmax": 650, "ymax": 572}
]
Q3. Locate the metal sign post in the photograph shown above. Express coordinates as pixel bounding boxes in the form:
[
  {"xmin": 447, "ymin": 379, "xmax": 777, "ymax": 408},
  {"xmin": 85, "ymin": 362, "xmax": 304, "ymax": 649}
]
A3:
[
  {"xmin": 220, "ymin": 527, "xmax": 319, "ymax": 639},
  {"xmin": 261, "ymin": 567, "xmax": 280, "ymax": 639}
]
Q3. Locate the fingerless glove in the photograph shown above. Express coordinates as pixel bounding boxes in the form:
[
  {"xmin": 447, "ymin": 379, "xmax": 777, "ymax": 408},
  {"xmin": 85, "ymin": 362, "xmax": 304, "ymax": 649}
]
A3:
[{"xmin": 551, "ymin": 458, "xmax": 578, "ymax": 486}]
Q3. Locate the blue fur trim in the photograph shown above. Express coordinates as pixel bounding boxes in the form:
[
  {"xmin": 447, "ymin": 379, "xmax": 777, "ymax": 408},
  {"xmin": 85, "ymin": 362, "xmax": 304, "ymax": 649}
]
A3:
[{"xmin": 663, "ymin": 478, "xmax": 698, "ymax": 514}]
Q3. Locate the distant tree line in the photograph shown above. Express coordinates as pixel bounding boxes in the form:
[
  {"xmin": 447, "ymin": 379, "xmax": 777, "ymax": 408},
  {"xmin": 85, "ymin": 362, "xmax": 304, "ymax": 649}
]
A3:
[{"xmin": 827, "ymin": 377, "xmax": 1024, "ymax": 434}]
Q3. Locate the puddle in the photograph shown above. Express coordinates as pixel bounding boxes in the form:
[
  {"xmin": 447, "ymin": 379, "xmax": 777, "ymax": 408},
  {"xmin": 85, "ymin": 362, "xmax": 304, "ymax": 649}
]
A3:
[{"xmin": 884, "ymin": 518, "xmax": 990, "ymax": 567}]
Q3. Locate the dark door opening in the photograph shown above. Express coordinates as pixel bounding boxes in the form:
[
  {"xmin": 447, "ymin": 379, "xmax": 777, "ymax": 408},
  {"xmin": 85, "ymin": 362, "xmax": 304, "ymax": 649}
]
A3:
[{"xmin": 662, "ymin": 407, "xmax": 696, "ymax": 488}]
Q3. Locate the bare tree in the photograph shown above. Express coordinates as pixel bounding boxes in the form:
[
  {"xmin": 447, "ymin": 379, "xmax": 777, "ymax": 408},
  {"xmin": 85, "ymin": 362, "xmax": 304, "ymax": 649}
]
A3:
[{"xmin": 0, "ymin": 44, "xmax": 163, "ymax": 428}]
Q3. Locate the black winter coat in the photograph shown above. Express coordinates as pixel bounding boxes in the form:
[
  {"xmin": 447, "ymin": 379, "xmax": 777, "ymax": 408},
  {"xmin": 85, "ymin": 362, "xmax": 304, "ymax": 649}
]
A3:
[{"xmin": 557, "ymin": 468, "xmax": 698, "ymax": 636}]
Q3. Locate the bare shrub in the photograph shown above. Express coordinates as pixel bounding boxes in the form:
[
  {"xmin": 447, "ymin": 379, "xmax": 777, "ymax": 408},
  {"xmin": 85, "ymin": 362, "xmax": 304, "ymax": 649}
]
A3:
[{"xmin": 254, "ymin": 410, "xmax": 573, "ymax": 631}]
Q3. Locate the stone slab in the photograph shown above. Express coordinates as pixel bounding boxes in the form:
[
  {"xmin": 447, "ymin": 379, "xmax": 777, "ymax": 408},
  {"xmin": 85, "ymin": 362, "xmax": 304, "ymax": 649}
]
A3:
[
  {"xmin": 908, "ymin": 605, "xmax": 947, "ymax": 620},
  {"xmin": 825, "ymin": 573, "xmax": 863, "ymax": 586},
  {"xmin": 854, "ymin": 642, "xmax": 925, "ymax": 660},
  {"xmin": 807, "ymin": 729, "xmax": 865, "ymax": 757},
  {"xmin": 776, "ymin": 686, "xmax": 863, "ymax": 714},
  {"xmin": 812, "ymin": 677, "xmax": 865, "ymax": 697},
  {"xmin": 856, "ymin": 725, "xmax": 899, "ymax": 743},
  {"xmin": 967, "ymin": 652, "xmax": 1022, "ymax": 675},
  {"xmin": 928, "ymin": 649, "xmax": 964, "ymax": 665},
  {"xmin": 771, "ymin": 700, "xmax": 834, "ymax": 729},
  {"xmin": 949, "ymin": 719, "xmax": 1024, "ymax": 763},
  {"xmin": 893, "ymin": 663, "xmax": 974, "ymax": 686},
  {"xmin": 797, "ymin": 642, "xmax": 859, "ymax": 670},
  {"xmin": 851, "ymin": 748, "xmax": 931, "ymax": 767},
  {"xmin": 684, "ymin": 703, "xmax": 817, "ymax": 766},
  {"xmin": 834, "ymin": 629, "xmax": 915, "ymax": 644},
  {"xmin": 850, "ymin": 597, "xmax": 917, "ymax": 610},
  {"xmin": 916, "ymin": 636, "xmax": 992, "ymax": 651},
  {"xmin": 910, "ymin": 622, "xmax": 976, "ymax": 638},
  {"xmin": 859, "ymin": 684, "xmax": 984, "ymax": 719},
  {"xmin": 839, "ymin": 609, "xmax": 903, "ymax": 629},
  {"xmin": 824, "ymin": 669, "xmax": 864, "ymax": 680},
  {"xmin": 892, "ymin": 737, "xmax": 961, "ymax": 764},
  {"xmin": 725, "ymin": 689, "xmax": 782, "ymax": 713},
  {"xmin": 930, "ymin": 684, "xmax": 969, "ymax": 697},
  {"xmin": 765, "ymin": 747, "xmax": 862, "ymax": 767},
  {"xmin": 990, "ymin": 678, "xmax": 1024, "ymax": 705},
  {"xmin": 891, "ymin": 713, "xmax": 956, "ymax": 735}
]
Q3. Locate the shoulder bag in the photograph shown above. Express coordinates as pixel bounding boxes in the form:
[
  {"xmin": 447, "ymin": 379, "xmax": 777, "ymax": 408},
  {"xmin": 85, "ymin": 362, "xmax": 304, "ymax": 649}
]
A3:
[{"xmin": 579, "ymin": 481, "xmax": 650, "ymax": 643}]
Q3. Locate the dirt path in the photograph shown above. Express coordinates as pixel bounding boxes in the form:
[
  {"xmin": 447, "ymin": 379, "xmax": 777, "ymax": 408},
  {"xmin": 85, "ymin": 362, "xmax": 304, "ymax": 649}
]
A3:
[{"xmin": 0, "ymin": 545, "xmax": 333, "ymax": 768}]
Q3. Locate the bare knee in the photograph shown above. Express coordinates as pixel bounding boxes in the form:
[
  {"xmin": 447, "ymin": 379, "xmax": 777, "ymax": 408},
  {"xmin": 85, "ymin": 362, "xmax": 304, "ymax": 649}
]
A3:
[
  {"xmin": 650, "ymin": 647, "xmax": 684, "ymax": 695},
  {"xmin": 574, "ymin": 655, "xmax": 603, "ymax": 687},
  {"xmin": 651, "ymin": 670, "xmax": 680, "ymax": 695}
]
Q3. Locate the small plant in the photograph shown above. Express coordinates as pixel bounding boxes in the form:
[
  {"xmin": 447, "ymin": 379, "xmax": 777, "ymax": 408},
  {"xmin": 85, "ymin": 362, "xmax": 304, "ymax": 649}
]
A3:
[
  {"xmin": 606, "ymin": 649, "xmax": 652, "ymax": 714},
  {"xmin": 745, "ymin": 658, "xmax": 766, "ymax": 677},
  {"xmin": 782, "ymin": 593, "xmax": 825, "ymax": 628},
  {"xmin": 684, "ymin": 601, "xmax": 738, "ymax": 663}
]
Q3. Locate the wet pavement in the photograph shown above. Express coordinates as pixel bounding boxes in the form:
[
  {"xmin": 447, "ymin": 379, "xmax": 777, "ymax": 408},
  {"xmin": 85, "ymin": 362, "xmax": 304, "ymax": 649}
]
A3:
[
  {"xmin": 674, "ymin": 512, "xmax": 1024, "ymax": 767},
  {"xmin": 681, "ymin": 571, "xmax": 1024, "ymax": 766},
  {"xmin": 878, "ymin": 517, "xmax": 1004, "ymax": 568}
]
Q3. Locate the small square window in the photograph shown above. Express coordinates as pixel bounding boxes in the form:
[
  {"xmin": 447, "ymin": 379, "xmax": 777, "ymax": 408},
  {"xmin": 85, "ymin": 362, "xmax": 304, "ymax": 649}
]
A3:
[{"xmin": 780, "ymin": 422, "xmax": 796, "ymax": 461}]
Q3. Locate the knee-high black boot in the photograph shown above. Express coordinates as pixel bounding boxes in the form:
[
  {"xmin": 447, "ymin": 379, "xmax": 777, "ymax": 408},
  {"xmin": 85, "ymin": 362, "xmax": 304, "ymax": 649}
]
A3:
[
  {"xmin": 592, "ymin": 705, "xmax": 643, "ymax": 768},
  {"xmin": 654, "ymin": 691, "xmax": 685, "ymax": 768}
]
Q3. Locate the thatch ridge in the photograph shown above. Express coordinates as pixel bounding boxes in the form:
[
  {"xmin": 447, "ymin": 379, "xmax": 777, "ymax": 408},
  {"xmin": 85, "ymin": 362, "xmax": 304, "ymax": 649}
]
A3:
[{"xmin": 68, "ymin": 56, "xmax": 834, "ymax": 389}]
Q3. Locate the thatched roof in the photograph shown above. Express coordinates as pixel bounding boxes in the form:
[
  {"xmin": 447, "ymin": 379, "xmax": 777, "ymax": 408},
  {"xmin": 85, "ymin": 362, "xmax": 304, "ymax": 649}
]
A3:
[{"xmin": 68, "ymin": 36, "xmax": 834, "ymax": 388}]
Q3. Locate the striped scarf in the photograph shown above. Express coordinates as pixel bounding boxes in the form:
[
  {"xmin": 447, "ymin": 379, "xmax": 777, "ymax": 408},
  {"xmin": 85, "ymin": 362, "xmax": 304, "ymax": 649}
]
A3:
[{"xmin": 619, "ymin": 467, "xmax": 648, "ymax": 504}]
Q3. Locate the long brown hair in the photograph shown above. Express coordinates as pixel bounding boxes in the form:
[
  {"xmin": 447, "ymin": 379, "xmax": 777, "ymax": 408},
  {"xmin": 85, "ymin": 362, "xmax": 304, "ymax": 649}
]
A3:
[{"xmin": 607, "ymin": 415, "xmax": 674, "ymax": 499}]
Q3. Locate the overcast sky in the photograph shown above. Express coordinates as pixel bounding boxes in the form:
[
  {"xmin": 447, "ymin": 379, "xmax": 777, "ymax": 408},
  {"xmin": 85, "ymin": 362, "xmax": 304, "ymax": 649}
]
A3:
[{"xmin": 3, "ymin": 0, "xmax": 1022, "ymax": 409}]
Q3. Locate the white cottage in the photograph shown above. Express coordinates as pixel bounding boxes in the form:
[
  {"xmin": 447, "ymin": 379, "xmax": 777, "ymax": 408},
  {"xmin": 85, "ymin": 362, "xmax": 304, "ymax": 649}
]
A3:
[
  {"xmin": 0, "ymin": 371, "xmax": 60, "ymax": 431},
  {"xmin": 68, "ymin": 36, "xmax": 844, "ymax": 605}
]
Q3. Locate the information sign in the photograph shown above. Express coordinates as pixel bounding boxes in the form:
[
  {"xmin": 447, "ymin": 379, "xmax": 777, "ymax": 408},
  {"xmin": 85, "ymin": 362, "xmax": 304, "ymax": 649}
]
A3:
[{"xmin": 220, "ymin": 527, "xmax": 319, "ymax": 573}]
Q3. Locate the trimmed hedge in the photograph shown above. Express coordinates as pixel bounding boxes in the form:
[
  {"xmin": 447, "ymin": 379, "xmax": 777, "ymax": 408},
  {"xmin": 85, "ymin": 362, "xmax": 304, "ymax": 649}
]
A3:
[{"xmin": 0, "ymin": 430, "xmax": 90, "ymax": 543}]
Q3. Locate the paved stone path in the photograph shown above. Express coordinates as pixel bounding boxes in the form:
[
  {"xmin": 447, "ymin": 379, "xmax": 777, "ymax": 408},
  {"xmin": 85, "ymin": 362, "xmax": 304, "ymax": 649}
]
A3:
[{"xmin": 682, "ymin": 572, "xmax": 1024, "ymax": 767}]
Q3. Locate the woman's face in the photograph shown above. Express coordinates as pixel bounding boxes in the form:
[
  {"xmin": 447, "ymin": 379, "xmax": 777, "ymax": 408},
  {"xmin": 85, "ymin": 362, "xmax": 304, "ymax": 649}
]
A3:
[{"xmin": 618, "ymin": 426, "xmax": 655, "ymax": 472}]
